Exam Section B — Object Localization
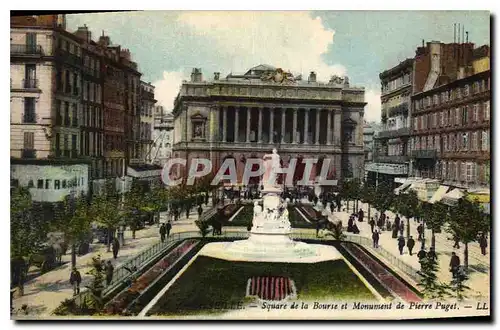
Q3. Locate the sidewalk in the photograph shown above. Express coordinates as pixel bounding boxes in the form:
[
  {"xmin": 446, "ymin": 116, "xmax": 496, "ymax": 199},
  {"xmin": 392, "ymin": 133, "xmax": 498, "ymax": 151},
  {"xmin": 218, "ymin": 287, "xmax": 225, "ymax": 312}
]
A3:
[
  {"xmin": 325, "ymin": 201, "xmax": 490, "ymax": 298},
  {"xmin": 12, "ymin": 203, "xmax": 212, "ymax": 317}
]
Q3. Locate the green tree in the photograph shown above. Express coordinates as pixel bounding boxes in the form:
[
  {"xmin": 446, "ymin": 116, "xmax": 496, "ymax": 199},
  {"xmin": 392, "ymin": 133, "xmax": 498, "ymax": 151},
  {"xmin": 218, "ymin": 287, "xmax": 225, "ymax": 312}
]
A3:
[
  {"xmin": 372, "ymin": 182, "xmax": 394, "ymax": 220},
  {"xmin": 424, "ymin": 202, "xmax": 449, "ymax": 251},
  {"xmin": 449, "ymin": 266, "xmax": 471, "ymax": 301},
  {"xmin": 361, "ymin": 182, "xmax": 376, "ymax": 222},
  {"xmin": 84, "ymin": 254, "xmax": 106, "ymax": 312},
  {"xmin": 90, "ymin": 193, "xmax": 122, "ymax": 252},
  {"xmin": 417, "ymin": 257, "xmax": 450, "ymax": 299},
  {"xmin": 195, "ymin": 219, "xmax": 210, "ymax": 238},
  {"xmin": 325, "ymin": 221, "xmax": 346, "ymax": 241},
  {"xmin": 394, "ymin": 190, "xmax": 420, "ymax": 238},
  {"xmin": 62, "ymin": 196, "xmax": 92, "ymax": 268},
  {"xmin": 123, "ymin": 180, "xmax": 144, "ymax": 239},
  {"xmin": 11, "ymin": 187, "xmax": 48, "ymax": 295},
  {"xmin": 448, "ymin": 197, "xmax": 490, "ymax": 269}
]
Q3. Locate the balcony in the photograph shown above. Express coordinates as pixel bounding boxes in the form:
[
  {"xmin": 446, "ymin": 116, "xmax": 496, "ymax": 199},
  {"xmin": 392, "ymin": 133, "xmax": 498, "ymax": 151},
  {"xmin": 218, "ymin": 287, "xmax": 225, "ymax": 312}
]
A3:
[
  {"xmin": 376, "ymin": 127, "xmax": 410, "ymax": 139},
  {"xmin": 411, "ymin": 149, "xmax": 437, "ymax": 159},
  {"xmin": 21, "ymin": 149, "xmax": 37, "ymax": 159},
  {"xmin": 11, "ymin": 44, "xmax": 43, "ymax": 57},
  {"xmin": 23, "ymin": 112, "xmax": 37, "ymax": 123},
  {"xmin": 373, "ymin": 155, "xmax": 409, "ymax": 164},
  {"xmin": 24, "ymin": 78, "xmax": 39, "ymax": 89}
]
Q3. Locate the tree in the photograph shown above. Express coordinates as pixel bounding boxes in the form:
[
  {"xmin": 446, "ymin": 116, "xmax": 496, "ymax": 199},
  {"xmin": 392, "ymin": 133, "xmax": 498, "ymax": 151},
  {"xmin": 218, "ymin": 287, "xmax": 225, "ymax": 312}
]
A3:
[
  {"xmin": 394, "ymin": 190, "xmax": 420, "ymax": 238},
  {"xmin": 62, "ymin": 196, "xmax": 92, "ymax": 268},
  {"xmin": 449, "ymin": 266, "xmax": 471, "ymax": 301},
  {"xmin": 423, "ymin": 202, "xmax": 449, "ymax": 251},
  {"xmin": 84, "ymin": 255, "xmax": 106, "ymax": 312},
  {"xmin": 448, "ymin": 197, "xmax": 490, "ymax": 269},
  {"xmin": 123, "ymin": 180, "xmax": 145, "ymax": 239},
  {"xmin": 90, "ymin": 193, "xmax": 122, "ymax": 252},
  {"xmin": 361, "ymin": 183, "xmax": 376, "ymax": 222},
  {"xmin": 372, "ymin": 182, "xmax": 394, "ymax": 220},
  {"xmin": 325, "ymin": 221, "xmax": 346, "ymax": 241},
  {"xmin": 417, "ymin": 257, "xmax": 450, "ymax": 299},
  {"xmin": 195, "ymin": 219, "xmax": 210, "ymax": 238},
  {"xmin": 11, "ymin": 187, "xmax": 48, "ymax": 295}
]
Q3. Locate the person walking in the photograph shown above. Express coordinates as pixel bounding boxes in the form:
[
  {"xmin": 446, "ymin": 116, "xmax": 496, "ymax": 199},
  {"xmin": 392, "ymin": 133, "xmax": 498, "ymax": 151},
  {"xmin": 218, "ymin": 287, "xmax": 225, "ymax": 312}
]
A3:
[
  {"xmin": 197, "ymin": 204, "xmax": 203, "ymax": 218},
  {"xmin": 159, "ymin": 223, "xmax": 166, "ymax": 243},
  {"xmin": 329, "ymin": 202, "xmax": 335, "ymax": 214},
  {"xmin": 427, "ymin": 247, "xmax": 438, "ymax": 262},
  {"xmin": 417, "ymin": 247, "xmax": 427, "ymax": 262},
  {"xmin": 372, "ymin": 230, "xmax": 380, "ymax": 248},
  {"xmin": 479, "ymin": 233, "xmax": 488, "ymax": 256},
  {"xmin": 369, "ymin": 218, "xmax": 375, "ymax": 233},
  {"xmin": 417, "ymin": 223, "xmax": 424, "ymax": 241},
  {"xmin": 112, "ymin": 237, "xmax": 120, "ymax": 259},
  {"xmin": 105, "ymin": 260, "xmax": 114, "ymax": 286},
  {"xmin": 407, "ymin": 236, "xmax": 415, "ymax": 256},
  {"xmin": 166, "ymin": 221, "xmax": 172, "ymax": 238},
  {"xmin": 358, "ymin": 208, "xmax": 364, "ymax": 222},
  {"xmin": 453, "ymin": 235, "xmax": 460, "ymax": 249},
  {"xmin": 399, "ymin": 222, "xmax": 405, "ymax": 236},
  {"xmin": 449, "ymin": 252, "xmax": 461, "ymax": 278},
  {"xmin": 397, "ymin": 235, "xmax": 406, "ymax": 255},
  {"xmin": 69, "ymin": 267, "xmax": 82, "ymax": 296}
]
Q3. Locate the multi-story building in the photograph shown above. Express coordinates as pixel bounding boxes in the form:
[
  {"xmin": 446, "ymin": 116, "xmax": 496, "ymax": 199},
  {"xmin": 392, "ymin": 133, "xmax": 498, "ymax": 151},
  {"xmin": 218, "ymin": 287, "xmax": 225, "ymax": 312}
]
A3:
[
  {"xmin": 367, "ymin": 59, "xmax": 413, "ymax": 188},
  {"xmin": 139, "ymin": 81, "xmax": 156, "ymax": 162},
  {"xmin": 151, "ymin": 106, "xmax": 174, "ymax": 167},
  {"xmin": 410, "ymin": 44, "xmax": 490, "ymax": 190},
  {"xmin": 363, "ymin": 121, "xmax": 381, "ymax": 163},
  {"xmin": 171, "ymin": 65, "xmax": 366, "ymax": 186}
]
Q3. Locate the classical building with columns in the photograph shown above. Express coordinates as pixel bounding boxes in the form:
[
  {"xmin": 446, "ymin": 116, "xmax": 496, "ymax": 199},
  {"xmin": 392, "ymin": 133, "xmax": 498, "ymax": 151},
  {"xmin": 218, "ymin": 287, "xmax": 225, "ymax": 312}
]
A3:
[{"xmin": 171, "ymin": 65, "xmax": 366, "ymax": 186}]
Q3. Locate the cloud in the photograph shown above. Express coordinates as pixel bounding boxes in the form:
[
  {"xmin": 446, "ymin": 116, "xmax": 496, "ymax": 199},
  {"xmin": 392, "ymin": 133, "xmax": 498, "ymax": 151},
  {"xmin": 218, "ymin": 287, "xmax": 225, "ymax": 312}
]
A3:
[
  {"xmin": 153, "ymin": 71, "xmax": 185, "ymax": 111},
  {"xmin": 364, "ymin": 89, "xmax": 382, "ymax": 123}
]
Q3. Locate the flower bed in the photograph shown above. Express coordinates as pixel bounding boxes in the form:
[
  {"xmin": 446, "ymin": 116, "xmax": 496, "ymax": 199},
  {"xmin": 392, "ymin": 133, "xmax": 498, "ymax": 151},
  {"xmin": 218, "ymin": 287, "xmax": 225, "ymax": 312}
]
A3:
[
  {"xmin": 222, "ymin": 204, "xmax": 240, "ymax": 218},
  {"xmin": 104, "ymin": 239, "xmax": 199, "ymax": 315},
  {"xmin": 298, "ymin": 205, "xmax": 321, "ymax": 222}
]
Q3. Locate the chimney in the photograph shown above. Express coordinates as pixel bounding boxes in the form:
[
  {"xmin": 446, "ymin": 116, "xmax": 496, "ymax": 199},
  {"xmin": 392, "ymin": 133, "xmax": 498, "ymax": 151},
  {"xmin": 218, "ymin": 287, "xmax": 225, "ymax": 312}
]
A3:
[
  {"xmin": 120, "ymin": 48, "xmax": 131, "ymax": 61},
  {"xmin": 98, "ymin": 33, "xmax": 111, "ymax": 47},
  {"xmin": 191, "ymin": 68, "xmax": 202, "ymax": 82},
  {"xmin": 75, "ymin": 25, "xmax": 91, "ymax": 42},
  {"xmin": 308, "ymin": 71, "xmax": 317, "ymax": 83},
  {"xmin": 214, "ymin": 72, "xmax": 220, "ymax": 81}
]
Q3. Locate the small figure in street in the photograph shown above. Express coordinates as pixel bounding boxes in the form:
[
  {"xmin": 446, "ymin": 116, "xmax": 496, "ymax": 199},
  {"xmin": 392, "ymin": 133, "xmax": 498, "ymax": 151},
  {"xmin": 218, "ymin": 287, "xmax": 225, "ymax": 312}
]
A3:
[
  {"xmin": 166, "ymin": 221, "xmax": 172, "ymax": 238},
  {"xmin": 417, "ymin": 247, "xmax": 427, "ymax": 262},
  {"xmin": 427, "ymin": 247, "xmax": 438, "ymax": 262},
  {"xmin": 449, "ymin": 252, "xmax": 461, "ymax": 278},
  {"xmin": 369, "ymin": 218, "xmax": 375, "ymax": 233},
  {"xmin": 392, "ymin": 222, "xmax": 398, "ymax": 239},
  {"xmin": 407, "ymin": 236, "xmax": 415, "ymax": 256},
  {"xmin": 123, "ymin": 266, "xmax": 138, "ymax": 287},
  {"xmin": 197, "ymin": 204, "xmax": 203, "ymax": 218},
  {"xmin": 69, "ymin": 267, "xmax": 82, "ymax": 296},
  {"xmin": 159, "ymin": 223, "xmax": 166, "ymax": 242},
  {"xmin": 316, "ymin": 222, "xmax": 321, "ymax": 238},
  {"xmin": 397, "ymin": 235, "xmax": 406, "ymax": 255},
  {"xmin": 417, "ymin": 223, "xmax": 424, "ymax": 241},
  {"xmin": 453, "ymin": 235, "xmax": 460, "ymax": 249},
  {"xmin": 112, "ymin": 237, "xmax": 120, "ymax": 259},
  {"xmin": 372, "ymin": 230, "xmax": 380, "ymax": 248},
  {"xmin": 358, "ymin": 208, "xmax": 364, "ymax": 222},
  {"xmin": 399, "ymin": 222, "xmax": 405, "ymax": 236},
  {"xmin": 479, "ymin": 233, "xmax": 488, "ymax": 256},
  {"xmin": 105, "ymin": 260, "xmax": 114, "ymax": 286}
]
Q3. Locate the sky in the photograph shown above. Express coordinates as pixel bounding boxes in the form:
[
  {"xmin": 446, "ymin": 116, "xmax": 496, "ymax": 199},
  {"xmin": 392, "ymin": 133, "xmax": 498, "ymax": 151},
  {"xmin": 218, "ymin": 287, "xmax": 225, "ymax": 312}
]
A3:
[{"xmin": 67, "ymin": 11, "xmax": 490, "ymax": 123}]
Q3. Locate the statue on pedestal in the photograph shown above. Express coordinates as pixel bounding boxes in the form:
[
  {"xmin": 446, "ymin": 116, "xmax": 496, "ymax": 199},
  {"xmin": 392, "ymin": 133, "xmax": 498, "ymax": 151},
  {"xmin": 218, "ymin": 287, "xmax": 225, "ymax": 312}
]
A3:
[{"xmin": 262, "ymin": 148, "xmax": 281, "ymax": 189}]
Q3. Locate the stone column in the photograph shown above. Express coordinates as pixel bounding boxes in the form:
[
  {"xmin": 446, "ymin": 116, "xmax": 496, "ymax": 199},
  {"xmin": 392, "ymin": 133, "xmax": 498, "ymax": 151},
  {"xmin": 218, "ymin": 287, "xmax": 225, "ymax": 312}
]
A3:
[
  {"xmin": 292, "ymin": 108, "xmax": 298, "ymax": 144},
  {"xmin": 222, "ymin": 106, "xmax": 227, "ymax": 142},
  {"xmin": 246, "ymin": 107, "xmax": 251, "ymax": 143},
  {"xmin": 333, "ymin": 111, "xmax": 341, "ymax": 146},
  {"xmin": 234, "ymin": 107, "xmax": 239, "ymax": 142},
  {"xmin": 258, "ymin": 107, "xmax": 263, "ymax": 143},
  {"xmin": 304, "ymin": 109, "xmax": 309, "ymax": 144},
  {"xmin": 269, "ymin": 108, "xmax": 274, "ymax": 144},
  {"xmin": 327, "ymin": 110, "xmax": 332, "ymax": 145},
  {"xmin": 281, "ymin": 109, "xmax": 286, "ymax": 144},
  {"xmin": 315, "ymin": 109, "xmax": 320, "ymax": 145}
]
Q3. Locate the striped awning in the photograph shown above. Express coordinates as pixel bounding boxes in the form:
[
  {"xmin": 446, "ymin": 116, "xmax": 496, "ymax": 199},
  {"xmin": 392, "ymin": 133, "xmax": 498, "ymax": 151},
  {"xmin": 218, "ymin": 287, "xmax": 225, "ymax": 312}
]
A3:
[
  {"xmin": 429, "ymin": 185, "xmax": 450, "ymax": 204},
  {"xmin": 394, "ymin": 181, "xmax": 413, "ymax": 195},
  {"xmin": 441, "ymin": 188, "xmax": 465, "ymax": 206},
  {"xmin": 466, "ymin": 191, "xmax": 490, "ymax": 203}
]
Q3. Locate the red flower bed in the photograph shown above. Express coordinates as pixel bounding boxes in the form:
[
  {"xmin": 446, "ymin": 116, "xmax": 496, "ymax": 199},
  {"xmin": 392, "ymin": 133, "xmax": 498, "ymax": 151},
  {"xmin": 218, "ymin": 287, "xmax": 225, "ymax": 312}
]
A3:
[{"xmin": 104, "ymin": 239, "xmax": 199, "ymax": 315}]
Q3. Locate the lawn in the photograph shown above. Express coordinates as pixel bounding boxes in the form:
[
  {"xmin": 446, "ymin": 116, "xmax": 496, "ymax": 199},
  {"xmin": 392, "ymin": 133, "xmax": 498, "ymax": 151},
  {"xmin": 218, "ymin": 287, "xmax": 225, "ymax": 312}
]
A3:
[{"xmin": 147, "ymin": 256, "xmax": 376, "ymax": 316}]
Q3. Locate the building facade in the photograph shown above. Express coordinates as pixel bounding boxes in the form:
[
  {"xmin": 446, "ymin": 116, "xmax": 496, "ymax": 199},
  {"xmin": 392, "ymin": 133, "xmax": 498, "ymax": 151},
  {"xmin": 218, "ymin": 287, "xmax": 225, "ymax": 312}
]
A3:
[
  {"xmin": 410, "ymin": 45, "xmax": 490, "ymax": 190},
  {"xmin": 139, "ymin": 81, "xmax": 156, "ymax": 162},
  {"xmin": 171, "ymin": 65, "xmax": 366, "ymax": 186},
  {"xmin": 367, "ymin": 59, "xmax": 413, "ymax": 187},
  {"xmin": 151, "ymin": 106, "xmax": 174, "ymax": 166}
]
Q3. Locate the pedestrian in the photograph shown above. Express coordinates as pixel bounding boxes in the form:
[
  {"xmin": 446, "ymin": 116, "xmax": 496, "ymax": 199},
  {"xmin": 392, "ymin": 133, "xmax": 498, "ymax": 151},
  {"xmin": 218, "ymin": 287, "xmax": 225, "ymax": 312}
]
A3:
[
  {"xmin": 105, "ymin": 260, "xmax": 114, "ymax": 286},
  {"xmin": 392, "ymin": 222, "xmax": 398, "ymax": 239},
  {"xmin": 386, "ymin": 219, "xmax": 392, "ymax": 232},
  {"xmin": 329, "ymin": 202, "xmax": 335, "ymax": 214},
  {"xmin": 166, "ymin": 221, "xmax": 172, "ymax": 238},
  {"xmin": 399, "ymin": 222, "xmax": 405, "ymax": 236},
  {"xmin": 449, "ymin": 252, "xmax": 461, "ymax": 278},
  {"xmin": 397, "ymin": 235, "xmax": 406, "ymax": 255},
  {"xmin": 369, "ymin": 218, "xmax": 375, "ymax": 233},
  {"xmin": 69, "ymin": 267, "xmax": 82, "ymax": 296},
  {"xmin": 198, "ymin": 204, "xmax": 203, "ymax": 218},
  {"xmin": 417, "ymin": 223, "xmax": 424, "ymax": 241},
  {"xmin": 453, "ymin": 235, "xmax": 460, "ymax": 249},
  {"xmin": 479, "ymin": 233, "xmax": 488, "ymax": 256},
  {"xmin": 358, "ymin": 208, "xmax": 364, "ymax": 222},
  {"xmin": 407, "ymin": 236, "xmax": 415, "ymax": 256},
  {"xmin": 417, "ymin": 247, "xmax": 427, "ymax": 262},
  {"xmin": 159, "ymin": 223, "xmax": 166, "ymax": 242},
  {"xmin": 427, "ymin": 247, "xmax": 438, "ymax": 262},
  {"xmin": 372, "ymin": 230, "xmax": 380, "ymax": 248},
  {"xmin": 112, "ymin": 237, "xmax": 120, "ymax": 259}
]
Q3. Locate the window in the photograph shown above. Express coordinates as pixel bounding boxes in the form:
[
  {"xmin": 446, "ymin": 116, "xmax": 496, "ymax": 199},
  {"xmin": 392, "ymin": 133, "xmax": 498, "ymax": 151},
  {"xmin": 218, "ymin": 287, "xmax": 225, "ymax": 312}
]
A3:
[
  {"xmin": 27, "ymin": 180, "xmax": 34, "ymax": 188},
  {"xmin": 432, "ymin": 113, "xmax": 437, "ymax": 128},
  {"xmin": 45, "ymin": 179, "xmax": 51, "ymax": 189},
  {"xmin": 462, "ymin": 132, "xmax": 469, "ymax": 150},
  {"xmin": 37, "ymin": 179, "xmax": 43, "ymax": 189},
  {"xmin": 422, "ymin": 137, "xmax": 427, "ymax": 149},
  {"xmin": 455, "ymin": 108, "xmax": 460, "ymax": 126},
  {"xmin": 484, "ymin": 101, "xmax": 490, "ymax": 120},
  {"xmin": 23, "ymin": 131, "xmax": 34, "ymax": 149},
  {"xmin": 462, "ymin": 106, "xmax": 468, "ymax": 125},
  {"xmin": 473, "ymin": 81, "xmax": 480, "ymax": 94},
  {"xmin": 459, "ymin": 162, "xmax": 466, "ymax": 181},
  {"xmin": 447, "ymin": 109, "xmax": 452, "ymax": 126},
  {"xmin": 464, "ymin": 84, "xmax": 470, "ymax": 97},
  {"xmin": 54, "ymin": 180, "xmax": 60, "ymax": 189},
  {"xmin": 442, "ymin": 161, "xmax": 447, "ymax": 179},
  {"xmin": 413, "ymin": 118, "xmax": 418, "ymax": 131},
  {"xmin": 473, "ymin": 104, "xmax": 479, "ymax": 122},
  {"xmin": 62, "ymin": 180, "xmax": 67, "ymax": 188},
  {"xmin": 454, "ymin": 162, "xmax": 460, "ymax": 181},
  {"xmin": 436, "ymin": 135, "xmax": 440, "ymax": 152},
  {"xmin": 481, "ymin": 131, "xmax": 489, "ymax": 151},
  {"xmin": 24, "ymin": 97, "xmax": 36, "ymax": 123},
  {"xmin": 472, "ymin": 132, "xmax": 478, "ymax": 151},
  {"xmin": 433, "ymin": 94, "xmax": 439, "ymax": 106},
  {"xmin": 456, "ymin": 87, "xmax": 462, "ymax": 99}
]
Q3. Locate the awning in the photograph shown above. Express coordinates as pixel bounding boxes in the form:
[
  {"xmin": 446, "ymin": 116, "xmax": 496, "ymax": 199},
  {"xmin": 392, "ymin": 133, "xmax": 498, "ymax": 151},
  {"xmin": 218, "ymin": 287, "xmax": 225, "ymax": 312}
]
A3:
[
  {"xmin": 394, "ymin": 181, "xmax": 412, "ymax": 195},
  {"xmin": 429, "ymin": 185, "xmax": 450, "ymax": 204},
  {"xmin": 466, "ymin": 191, "xmax": 490, "ymax": 203},
  {"xmin": 441, "ymin": 188, "xmax": 465, "ymax": 206}
]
